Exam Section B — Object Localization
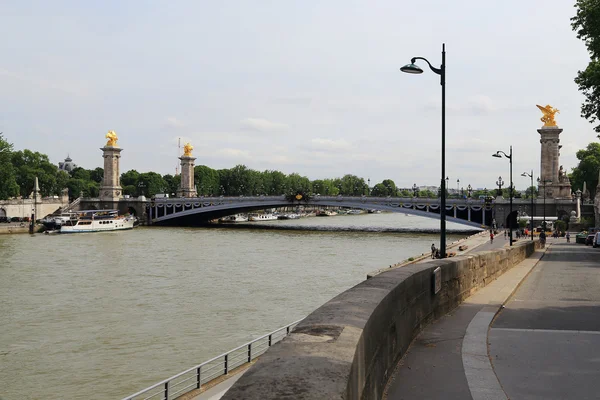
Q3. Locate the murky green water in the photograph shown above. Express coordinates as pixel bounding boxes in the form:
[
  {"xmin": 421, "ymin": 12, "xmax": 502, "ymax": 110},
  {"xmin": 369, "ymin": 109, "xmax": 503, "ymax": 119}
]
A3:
[{"xmin": 0, "ymin": 213, "xmax": 470, "ymax": 399}]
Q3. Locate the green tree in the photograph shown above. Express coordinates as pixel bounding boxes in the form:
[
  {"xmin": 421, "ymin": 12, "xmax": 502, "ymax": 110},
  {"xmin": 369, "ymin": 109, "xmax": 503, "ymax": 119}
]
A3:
[
  {"xmin": 381, "ymin": 179, "xmax": 398, "ymax": 196},
  {"xmin": 162, "ymin": 174, "xmax": 179, "ymax": 195},
  {"xmin": 194, "ymin": 165, "xmax": 220, "ymax": 195},
  {"xmin": 54, "ymin": 170, "xmax": 70, "ymax": 196},
  {"xmin": 370, "ymin": 183, "xmax": 387, "ymax": 197},
  {"xmin": 121, "ymin": 170, "xmax": 140, "ymax": 187},
  {"xmin": 138, "ymin": 172, "xmax": 167, "ymax": 197},
  {"xmin": 572, "ymin": 0, "xmax": 600, "ymax": 134},
  {"xmin": 11, "ymin": 149, "xmax": 59, "ymax": 197},
  {"xmin": 287, "ymin": 173, "xmax": 311, "ymax": 194},
  {"xmin": 90, "ymin": 167, "xmax": 104, "ymax": 183},
  {"xmin": 569, "ymin": 142, "xmax": 600, "ymax": 197},
  {"xmin": 0, "ymin": 133, "xmax": 19, "ymax": 199}
]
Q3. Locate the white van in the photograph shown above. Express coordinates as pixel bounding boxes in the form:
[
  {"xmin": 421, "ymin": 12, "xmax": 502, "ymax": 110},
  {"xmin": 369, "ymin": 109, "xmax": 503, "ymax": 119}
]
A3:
[{"xmin": 154, "ymin": 194, "xmax": 169, "ymax": 198}]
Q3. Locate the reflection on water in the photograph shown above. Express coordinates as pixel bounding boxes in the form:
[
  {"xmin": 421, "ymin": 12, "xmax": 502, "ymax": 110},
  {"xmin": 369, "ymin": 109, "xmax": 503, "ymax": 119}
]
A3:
[{"xmin": 0, "ymin": 213, "xmax": 472, "ymax": 399}]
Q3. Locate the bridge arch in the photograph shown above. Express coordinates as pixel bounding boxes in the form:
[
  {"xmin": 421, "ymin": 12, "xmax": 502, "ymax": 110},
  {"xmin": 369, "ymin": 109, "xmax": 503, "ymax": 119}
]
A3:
[{"xmin": 147, "ymin": 196, "xmax": 492, "ymax": 229}]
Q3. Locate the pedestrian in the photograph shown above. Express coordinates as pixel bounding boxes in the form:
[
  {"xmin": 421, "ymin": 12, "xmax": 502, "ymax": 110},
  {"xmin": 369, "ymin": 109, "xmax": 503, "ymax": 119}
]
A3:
[
  {"xmin": 431, "ymin": 243, "xmax": 436, "ymax": 259},
  {"xmin": 566, "ymin": 232, "xmax": 571, "ymax": 243},
  {"xmin": 504, "ymin": 229, "xmax": 507, "ymax": 238},
  {"xmin": 490, "ymin": 231, "xmax": 494, "ymax": 243}
]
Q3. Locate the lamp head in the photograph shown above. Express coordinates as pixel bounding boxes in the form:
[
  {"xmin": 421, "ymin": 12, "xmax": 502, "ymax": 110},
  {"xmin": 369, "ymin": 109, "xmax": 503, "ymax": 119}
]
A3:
[
  {"xmin": 492, "ymin": 152, "xmax": 502, "ymax": 158},
  {"xmin": 400, "ymin": 63, "xmax": 423, "ymax": 74}
]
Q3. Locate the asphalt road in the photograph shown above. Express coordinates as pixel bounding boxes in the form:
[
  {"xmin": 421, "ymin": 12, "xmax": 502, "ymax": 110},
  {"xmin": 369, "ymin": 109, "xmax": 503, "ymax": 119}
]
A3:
[{"xmin": 489, "ymin": 240, "xmax": 600, "ymax": 400}]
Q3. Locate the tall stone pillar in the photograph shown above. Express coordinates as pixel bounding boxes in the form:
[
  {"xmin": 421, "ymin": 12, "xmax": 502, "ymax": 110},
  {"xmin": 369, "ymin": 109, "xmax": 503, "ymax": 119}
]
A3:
[
  {"xmin": 99, "ymin": 130, "xmax": 123, "ymax": 203},
  {"xmin": 177, "ymin": 142, "xmax": 197, "ymax": 198},
  {"xmin": 538, "ymin": 124, "xmax": 572, "ymax": 198}
]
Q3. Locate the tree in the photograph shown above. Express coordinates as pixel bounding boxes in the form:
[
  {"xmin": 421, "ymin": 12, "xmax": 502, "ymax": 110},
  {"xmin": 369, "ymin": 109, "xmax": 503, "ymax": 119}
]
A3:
[
  {"xmin": 138, "ymin": 172, "xmax": 167, "ymax": 197},
  {"xmin": 0, "ymin": 133, "xmax": 19, "ymax": 199},
  {"xmin": 370, "ymin": 183, "xmax": 388, "ymax": 197},
  {"xmin": 569, "ymin": 142, "xmax": 600, "ymax": 197},
  {"xmin": 194, "ymin": 165, "xmax": 220, "ymax": 195},
  {"xmin": 11, "ymin": 149, "xmax": 59, "ymax": 197},
  {"xmin": 121, "ymin": 170, "xmax": 140, "ymax": 187},
  {"xmin": 90, "ymin": 167, "xmax": 104, "ymax": 183},
  {"xmin": 381, "ymin": 179, "xmax": 398, "ymax": 196},
  {"xmin": 162, "ymin": 174, "xmax": 179, "ymax": 195},
  {"xmin": 572, "ymin": 1, "xmax": 600, "ymax": 134}
]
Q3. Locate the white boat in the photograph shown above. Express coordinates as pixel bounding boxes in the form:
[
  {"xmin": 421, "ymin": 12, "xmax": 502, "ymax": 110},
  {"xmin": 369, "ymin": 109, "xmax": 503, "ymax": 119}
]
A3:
[
  {"xmin": 346, "ymin": 209, "xmax": 363, "ymax": 215},
  {"xmin": 317, "ymin": 210, "xmax": 337, "ymax": 217},
  {"xmin": 59, "ymin": 210, "xmax": 135, "ymax": 233},
  {"xmin": 220, "ymin": 214, "xmax": 248, "ymax": 223},
  {"xmin": 278, "ymin": 213, "xmax": 300, "ymax": 220},
  {"xmin": 248, "ymin": 213, "xmax": 278, "ymax": 221}
]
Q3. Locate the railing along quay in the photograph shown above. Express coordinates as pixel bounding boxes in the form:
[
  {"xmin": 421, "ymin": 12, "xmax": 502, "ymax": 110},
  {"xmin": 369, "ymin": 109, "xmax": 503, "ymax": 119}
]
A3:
[{"xmin": 122, "ymin": 319, "xmax": 303, "ymax": 400}]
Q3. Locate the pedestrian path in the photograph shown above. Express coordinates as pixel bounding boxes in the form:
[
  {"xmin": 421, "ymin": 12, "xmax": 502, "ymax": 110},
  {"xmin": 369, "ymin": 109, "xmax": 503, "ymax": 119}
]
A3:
[{"xmin": 384, "ymin": 240, "xmax": 549, "ymax": 399}]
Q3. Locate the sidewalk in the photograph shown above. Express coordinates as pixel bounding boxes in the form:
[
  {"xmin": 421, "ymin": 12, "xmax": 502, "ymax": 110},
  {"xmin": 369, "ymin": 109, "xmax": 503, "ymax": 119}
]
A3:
[{"xmin": 384, "ymin": 240, "xmax": 549, "ymax": 399}]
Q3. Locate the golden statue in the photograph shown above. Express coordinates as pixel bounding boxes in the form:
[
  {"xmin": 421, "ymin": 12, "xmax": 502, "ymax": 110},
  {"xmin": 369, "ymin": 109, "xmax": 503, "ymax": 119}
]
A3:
[
  {"xmin": 183, "ymin": 142, "xmax": 194, "ymax": 156},
  {"xmin": 105, "ymin": 130, "xmax": 118, "ymax": 147},
  {"xmin": 536, "ymin": 104, "xmax": 560, "ymax": 127}
]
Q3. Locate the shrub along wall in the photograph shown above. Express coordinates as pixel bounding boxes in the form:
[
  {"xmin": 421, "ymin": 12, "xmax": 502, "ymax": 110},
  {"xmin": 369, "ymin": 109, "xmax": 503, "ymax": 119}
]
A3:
[{"xmin": 222, "ymin": 241, "xmax": 537, "ymax": 400}]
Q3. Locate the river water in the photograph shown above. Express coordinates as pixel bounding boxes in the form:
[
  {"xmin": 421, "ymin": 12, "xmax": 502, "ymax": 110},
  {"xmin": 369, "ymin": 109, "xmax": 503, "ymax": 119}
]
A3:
[{"xmin": 0, "ymin": 213, "xmax": 474, "ymax": 399}]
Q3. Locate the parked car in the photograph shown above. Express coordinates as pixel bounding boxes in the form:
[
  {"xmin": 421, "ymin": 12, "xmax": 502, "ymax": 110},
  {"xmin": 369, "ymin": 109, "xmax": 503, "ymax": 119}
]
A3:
[
  {"xmin": 576, "ymin": 231, "xmax": 588, "ymax": 244},
  {"xmin": 594, "ymin": 232, "xmax": 600, "ymax": 248},
  {"xmin": 586, "ymin": 233, "xmax": 595, "ymax": 246}
]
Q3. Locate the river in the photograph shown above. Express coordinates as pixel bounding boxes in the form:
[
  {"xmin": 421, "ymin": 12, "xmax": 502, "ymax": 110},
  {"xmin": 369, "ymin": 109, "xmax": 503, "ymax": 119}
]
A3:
[{"xmin": 0, "ymin": 213, "xmax": 476, "ymax": 399}]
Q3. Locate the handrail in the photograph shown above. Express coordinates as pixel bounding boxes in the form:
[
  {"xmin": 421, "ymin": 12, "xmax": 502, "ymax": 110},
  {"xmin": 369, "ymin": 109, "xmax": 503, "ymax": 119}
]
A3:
[{"xmin": 122, "ymin": 318, "xmax": 303, "ymax": 400}]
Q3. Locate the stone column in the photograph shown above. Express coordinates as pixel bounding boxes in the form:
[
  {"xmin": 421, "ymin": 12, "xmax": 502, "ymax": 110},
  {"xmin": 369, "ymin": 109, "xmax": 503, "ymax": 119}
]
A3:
[
  {"xmin": 576, "ymin": 190, "xmax": 582, "ymax": 220},
  {"xmin": 177, "ymin": 155, "xmax": 197, "ymax": 198},
  {"xmin": 538, "ymin": 126, "xmax": 562, "ymax": 186},
  {"xmin": 99, "ymin": 146, "xmax": 123, "ymax": 202}
]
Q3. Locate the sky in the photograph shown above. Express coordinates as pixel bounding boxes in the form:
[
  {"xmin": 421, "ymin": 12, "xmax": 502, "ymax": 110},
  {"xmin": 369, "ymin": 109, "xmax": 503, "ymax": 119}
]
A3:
[{"xmin": 0, "ymin": 0, "xmax": 595, "ymax": 190}]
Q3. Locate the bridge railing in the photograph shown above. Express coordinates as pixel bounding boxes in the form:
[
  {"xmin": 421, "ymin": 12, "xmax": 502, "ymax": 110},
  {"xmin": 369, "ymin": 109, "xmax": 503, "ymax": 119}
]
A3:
[{"xmin": 121, "ymin": 318, "xmax": 303, "ymax": 400}]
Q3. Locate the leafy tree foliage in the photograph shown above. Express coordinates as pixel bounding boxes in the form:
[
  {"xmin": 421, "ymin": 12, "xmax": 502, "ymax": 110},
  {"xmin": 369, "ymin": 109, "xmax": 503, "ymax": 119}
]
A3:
[
  {"xmin": 569, "ymin": 142, "xmax": 600, "ymax": 197},
  {"xmin": 0, "ymin": 133, "xmax": 19, "ymax": 199},
  {"xmin": 572, "ymin": 0, "xmax": 600, "ymax": 134}
]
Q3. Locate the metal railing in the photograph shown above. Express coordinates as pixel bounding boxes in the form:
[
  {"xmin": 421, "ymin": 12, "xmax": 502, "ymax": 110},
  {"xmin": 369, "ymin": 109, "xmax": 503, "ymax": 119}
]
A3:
[{"xmin": 122, "ymin": 319, "xmax": 303, "ymax": 400}]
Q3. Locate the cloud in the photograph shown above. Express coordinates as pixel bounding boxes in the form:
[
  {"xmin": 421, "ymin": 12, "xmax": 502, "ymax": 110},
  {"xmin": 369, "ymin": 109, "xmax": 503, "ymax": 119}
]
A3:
[
  {"xmin": 425, "ymin": 95, "xmax": 497, "ymax": 115},
  {"xmin": 215, "ymin": 148, "xmax": 251, "ymax": 159},
  {"xmin": 0, "ymin": 68, "xmax": 88, "ymax": 96},
  {"xmin": 304, "ymin": 138, "xmax": 352, "ymax": 152},
  {"xmin": 241, "ymin": 118, "xmax": 289, "ymax": 133},
  {"xmin": 165, "ymin": 117, "xmax": 185, "ymax": 128}
]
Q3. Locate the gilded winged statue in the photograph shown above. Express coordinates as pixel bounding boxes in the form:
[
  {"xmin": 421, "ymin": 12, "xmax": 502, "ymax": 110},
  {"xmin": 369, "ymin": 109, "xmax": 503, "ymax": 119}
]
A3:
[
  {"xmin": 536, "ymin": 104, "xmax": 559, "ymax": 127},
  {"xmin": 183, "ymin": 142, "xmax": 194, "ymax": 156},
  {"xmin": 105, "ymin": 130, "xmax": 118, "ymax": 147}
]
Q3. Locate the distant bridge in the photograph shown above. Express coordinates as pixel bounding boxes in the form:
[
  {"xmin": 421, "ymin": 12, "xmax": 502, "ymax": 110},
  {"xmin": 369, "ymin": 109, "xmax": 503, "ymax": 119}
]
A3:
[{"xmin": 146, "ymin": 195, "xmax": 496, "ymax": 228}]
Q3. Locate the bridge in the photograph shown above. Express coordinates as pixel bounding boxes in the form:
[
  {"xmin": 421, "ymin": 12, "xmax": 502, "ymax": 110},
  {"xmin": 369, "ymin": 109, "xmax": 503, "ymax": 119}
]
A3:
[{"xmin": 145, "ymin": 195, "xmax": 495, "ymax": 228}]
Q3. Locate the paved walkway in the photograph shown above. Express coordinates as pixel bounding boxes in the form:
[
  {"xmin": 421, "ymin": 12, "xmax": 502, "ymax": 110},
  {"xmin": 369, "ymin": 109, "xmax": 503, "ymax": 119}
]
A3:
[
  {"xmin": 385, "ymin": 236, "xmax": 600, "ymax": 399},
  {"xmin": 385, "ymin": 238, "xmax": 550, "ymax": 399}
]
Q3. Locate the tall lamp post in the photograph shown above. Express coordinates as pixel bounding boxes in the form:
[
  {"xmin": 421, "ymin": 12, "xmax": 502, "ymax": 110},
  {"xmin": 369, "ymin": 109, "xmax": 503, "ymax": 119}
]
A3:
[
  {"xmin": 412, "ymin": 183, "xmax": 419, "ymax": 198},
  {"xmin": 467, "ymin": 184, "xmax": 473, "ymax": 198},
  {"xmin": 521, "ymin": 171, "xmax": 535, "ymax": 241},
  {"xmin": 457, "ymin": 179, "xmax": 460, "ymax": 198},
  {"xmin": 493, "ymin": 146, "xmax": 513, "ymax": 246},
  {"xmin": 401, "ymin": 44, "xmax": 446, "ymax": 258},
  {"xmin": 367, "ymin": 178, "xmax": 370, "ymax": 196},
  {"xmin": 538, "ymin": 178, "xmax": 552, "ymax": 232}
]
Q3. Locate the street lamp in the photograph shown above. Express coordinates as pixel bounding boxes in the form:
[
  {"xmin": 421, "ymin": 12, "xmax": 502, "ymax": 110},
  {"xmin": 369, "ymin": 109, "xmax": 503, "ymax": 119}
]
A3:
[
  {"xmin": 457, "ymin": 179, "xmax": 460, "ymax": 198},
  {"xmin": 412, "ymin": 183, "xmax": 419, "ymax": 198},
  {"xmin": 521, "ymin": 171, "xmax": 535, "ymax": 241},
  {"xmin": 496, "ymin": 176, "xmax": 504, "ymax": 197},
  {"xmin": 493, "ymin": 146, "xmax": 513, "ymax": 246},
  {"xmin": 467, "ymin": 184, "xmax": 473, "ymax": 198},
  {"xmin": 368, "ymin": 178, "xmax": 370, "ymax": 196},
  {"xmin": 401, "ymin": 43, "xmax": 446, "ymax": 258},
  {"xmin": 538, "ymin": 177, "xmax": 552, "ymax": 233}
]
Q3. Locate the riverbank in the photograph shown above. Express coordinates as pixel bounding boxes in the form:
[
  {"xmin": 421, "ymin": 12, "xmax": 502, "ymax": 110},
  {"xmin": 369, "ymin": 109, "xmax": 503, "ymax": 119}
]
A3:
[{"xmin": 0, "ymin": 224, "xmax": 35, "ymax": 234}]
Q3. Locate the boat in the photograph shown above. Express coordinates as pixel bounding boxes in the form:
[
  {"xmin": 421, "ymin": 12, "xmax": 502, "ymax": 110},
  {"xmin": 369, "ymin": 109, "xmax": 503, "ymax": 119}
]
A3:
[
  {"xmin": 368, "ymin": 209, "xmax": 381, "ymax": 214},
  {"xmin": 346, "ymin": 209, "xmax": 363, "ymax": 215},
  {"xmin": 59, "ymin": 210, "xmax": 135, "ymax": 233},
  {"xmin": 278, "ymin": 213, "xmax": 300, "ymax": 220},
  {"xmin": 317, "ymin": 210, "xmax": 337, "ymax": 217},
  {"xmin": 41, "ymin": 211, "xmax": 77, "ymax": 230},
  {"xmin": 220, "ymin": 214, "xmax": 248, "ymax": 223},
  {"xmin": 248, "ymin": 213, "xmax": 278, "ymax": 221}
]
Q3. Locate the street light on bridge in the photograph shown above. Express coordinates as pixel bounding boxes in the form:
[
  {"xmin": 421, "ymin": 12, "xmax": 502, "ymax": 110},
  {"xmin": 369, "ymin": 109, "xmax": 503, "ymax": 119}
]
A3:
[
  {"xmin": 493, "ymin": 146, "xmax": 513, "ymax": 246},
  {"xmin": 401, "ymin": 43, "xmax": 447, "ymax": 258},
  {"xmin": 467, "ymin": 184, "xmax": 473, "ymax": 198},
  {"xmin": 521, "ymin": 171, "xmax": 535, "ymax": 241},
  {"xmin": 496, "ymin": 176, "xmax": 504, "ymax": 197},
  {"xmin": 412, "ymin": 183, "xmax": 419, "ymax": 198}
]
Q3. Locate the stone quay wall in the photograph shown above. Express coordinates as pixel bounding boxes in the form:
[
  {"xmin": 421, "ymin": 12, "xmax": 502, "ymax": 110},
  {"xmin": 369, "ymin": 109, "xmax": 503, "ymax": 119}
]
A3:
[
  {"xmin": 0, "ymin": 197, "xmax": 68, "ymax": 219},
  {"xmin": 223, "ymin": 241, "xmax": 538, "ymax": 400}
]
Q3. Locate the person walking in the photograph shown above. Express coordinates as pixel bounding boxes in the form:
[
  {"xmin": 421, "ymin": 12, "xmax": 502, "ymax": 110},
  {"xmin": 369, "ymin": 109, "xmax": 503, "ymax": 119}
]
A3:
[
  {"xmin": 431, "ymin": 243, "xmax": 436, "ymax": 259},
  {"xmin": 490, "ymin": 231, "xmax": 494, "ymax": 243},
  {"xmin": 566, "ymin": 232, "xmax": 571, "ymax": 243}
]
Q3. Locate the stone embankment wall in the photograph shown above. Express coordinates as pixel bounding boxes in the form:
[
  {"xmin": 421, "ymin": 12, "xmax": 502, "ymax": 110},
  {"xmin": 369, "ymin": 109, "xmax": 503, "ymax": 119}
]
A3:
[
  {"xmin": 0, "ymin": 198, "xmax": 68, "ymax": 219},
  {"xmin": 222, "ymin": 241, "xmax": 538, "ymax": 400}
]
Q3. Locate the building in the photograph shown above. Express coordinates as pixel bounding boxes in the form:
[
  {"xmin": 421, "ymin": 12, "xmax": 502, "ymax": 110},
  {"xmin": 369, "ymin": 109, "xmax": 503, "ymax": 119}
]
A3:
[{"xmin": 58, "ymin": 155, "xmax": 77, "ymax": 173}]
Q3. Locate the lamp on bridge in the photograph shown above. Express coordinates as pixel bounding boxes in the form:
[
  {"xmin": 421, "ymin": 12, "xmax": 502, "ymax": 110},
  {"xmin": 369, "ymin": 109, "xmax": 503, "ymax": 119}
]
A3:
[
  {"xmin": 496, "ymin": 176, "xmax": 504, "ymax": 197},
  {"xmin": 537, "ymin": 177, "xmax": 552, "ymax": 233},
  {"xmin": 456, "ymin": 179, "xmax": 460, "ymax": 198},
  {"xmin": 492, "ymin": 146, "xmax": 513, "ymax": 246},
  {"xmin": 521, "ymin": 171, "xmax": 535, "ymax": 241},
  {"xmin": 368, "ymin": 178, "xmax": 370, "ymax": 196},
  {"xmin": 412, "ymin": 183, "xmax": 419, "ymax": 198},
  {"xmin": 137, "ymin": 181, "xmax": 146, "ymax": 197},
  {"xmin": 467, "ymin": 184, "xmax": 473, "ymax": 198},
  {"xmin": 401, "ymin": 43, "xmax": 447, "ymax": 258}
]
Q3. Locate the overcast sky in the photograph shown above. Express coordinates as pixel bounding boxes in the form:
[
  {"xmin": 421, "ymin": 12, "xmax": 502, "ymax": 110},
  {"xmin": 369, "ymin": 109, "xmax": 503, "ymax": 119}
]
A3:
[{"xmin": 0, "ymin": 0, "xmax": 594, "ymax": 190}]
